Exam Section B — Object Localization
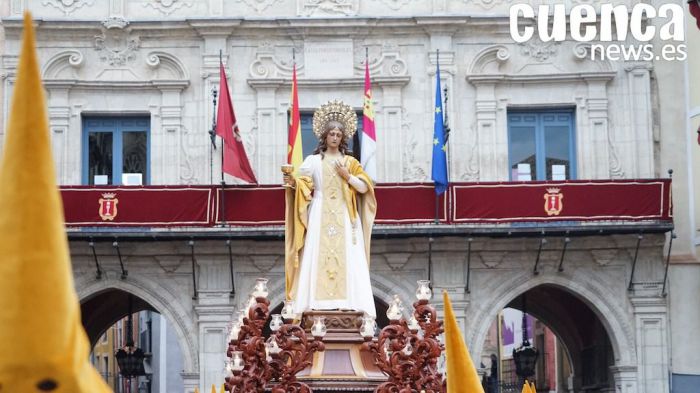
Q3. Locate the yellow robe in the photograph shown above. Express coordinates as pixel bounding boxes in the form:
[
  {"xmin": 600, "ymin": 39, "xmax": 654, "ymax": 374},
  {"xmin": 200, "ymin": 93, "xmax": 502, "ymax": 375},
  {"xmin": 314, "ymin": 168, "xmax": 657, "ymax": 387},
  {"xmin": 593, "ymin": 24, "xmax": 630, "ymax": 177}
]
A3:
[{"xmin": 284, "ymin": 155, "xmax": 376, "ymax": 300}]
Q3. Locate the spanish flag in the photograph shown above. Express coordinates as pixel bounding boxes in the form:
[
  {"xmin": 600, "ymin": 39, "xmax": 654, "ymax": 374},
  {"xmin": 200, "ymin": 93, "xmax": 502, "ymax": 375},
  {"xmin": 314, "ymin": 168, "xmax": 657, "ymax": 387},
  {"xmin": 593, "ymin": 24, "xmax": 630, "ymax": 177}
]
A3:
[
  {"xmin": 443, "ymin": 291, "xmax": 485, "ymax": 393},
  {"xmin": 287, "ymin": 62, "xmax": 303, "ymax": 170},
  {"xmin": 0, "ymin": 13, "xmax": 112, "ymax": 392}
]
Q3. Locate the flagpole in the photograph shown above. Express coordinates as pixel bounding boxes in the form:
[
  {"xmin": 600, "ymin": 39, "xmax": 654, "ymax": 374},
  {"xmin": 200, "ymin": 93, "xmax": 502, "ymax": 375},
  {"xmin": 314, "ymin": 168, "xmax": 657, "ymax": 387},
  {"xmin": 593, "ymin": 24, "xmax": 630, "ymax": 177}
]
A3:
[
  {"xmin": 209, "ymin": 86, "xmax": 218, "ymax": 185},
  {"xmin": 219, "ymin": 49, "xmax": 227, "ymax": 226},
  {"xmin": 434, "ymin": 49, "xmax": 440, "ymax": 224}
]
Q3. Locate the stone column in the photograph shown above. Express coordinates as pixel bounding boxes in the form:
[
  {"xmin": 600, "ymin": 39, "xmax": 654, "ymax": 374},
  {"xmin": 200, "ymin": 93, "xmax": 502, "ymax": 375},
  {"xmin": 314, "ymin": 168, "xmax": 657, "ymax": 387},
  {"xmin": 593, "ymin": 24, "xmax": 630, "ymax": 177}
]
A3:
[
  {"xmin": 473, "ymin": 82, "xmax": 498, "ymax": 181},
  {"xmin": 194, "ymin": 295, "xmax": 234, "ymax": 393},
  {"xmin": 156, "ymin": 85, "xmax": 186, "ymax": 184},
  {"xmin": 181, "ymin": 372, "xmax": 200, "ymax": 393},
  {"xmin": 630, "ymin": 296, "xmax": 670, "ymax": 393},
  {"xmin": 624, "ymin": 63, "xmax": 654, "ymax": 178},
  {"xmin": 582, "ymin": 76, "xmax": 614, "ymax": 179},
  {"xmin": 611, "ymin": 365, "xmax": 639, "ymax": 393},
  {"xmin": 191, "ymin": 25, "xmax": 234, "ymax": 184},
  {"xmin": 380, "ymin": 84, "xmax": 402, "ymax": 182},
  {"xmin": 254, "ymin": 85, "xmax": 281, "ymax": 184},
  {"xmin": 427, "ymin": 32, "xmax": 456, "ymax": 182},
  {"xmin": 47, "ymin": 86, "xmax": 71, "ymax": 184}
]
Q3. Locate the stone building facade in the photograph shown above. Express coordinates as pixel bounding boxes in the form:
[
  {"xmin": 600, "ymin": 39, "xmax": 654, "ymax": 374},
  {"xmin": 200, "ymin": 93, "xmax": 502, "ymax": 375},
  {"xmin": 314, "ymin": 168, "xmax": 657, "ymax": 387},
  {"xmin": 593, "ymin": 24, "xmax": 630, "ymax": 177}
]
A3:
[{"xmin": 0, "ymin": 1, "xmax": 697, "ymax": 392}]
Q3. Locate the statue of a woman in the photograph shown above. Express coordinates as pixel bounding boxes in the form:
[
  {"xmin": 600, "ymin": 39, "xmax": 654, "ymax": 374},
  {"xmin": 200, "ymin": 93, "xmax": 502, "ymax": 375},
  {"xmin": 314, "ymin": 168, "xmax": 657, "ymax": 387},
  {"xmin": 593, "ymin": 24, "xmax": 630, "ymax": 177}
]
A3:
[{"xmin": 284, "ymin": 100, "xmax": 377, "ymax": 317}]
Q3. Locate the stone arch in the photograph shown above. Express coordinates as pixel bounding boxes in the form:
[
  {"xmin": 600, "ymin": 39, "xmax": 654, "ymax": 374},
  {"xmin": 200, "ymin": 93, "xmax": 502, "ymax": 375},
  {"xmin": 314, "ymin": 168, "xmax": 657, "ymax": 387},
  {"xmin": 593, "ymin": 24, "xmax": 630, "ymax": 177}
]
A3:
[
  {"xmin": 371, "ymin": 270, "xmax": 416, "ymax": 307},
  {"xmin": 468, "ymin": 272, "xmax": 637, "ymax": 367},
  {"xmin": 42, "ymin": 49, "xmax": 84, "ymax": 79},
  {"xmin": 76, "ymin": 275, "xmax": 198, "ymax": 372}
]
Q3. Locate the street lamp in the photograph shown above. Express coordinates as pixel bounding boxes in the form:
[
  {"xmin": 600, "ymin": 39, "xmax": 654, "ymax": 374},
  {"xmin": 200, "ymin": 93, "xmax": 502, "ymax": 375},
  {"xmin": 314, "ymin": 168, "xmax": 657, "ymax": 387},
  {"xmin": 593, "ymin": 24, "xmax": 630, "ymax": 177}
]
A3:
[
  {"xmin": 115, "ymin": 294, "xmax": 147, "ymax": 379},
  {"xmin": 512, "ymin": 294, "xmax": 538, "ymax": 382}
]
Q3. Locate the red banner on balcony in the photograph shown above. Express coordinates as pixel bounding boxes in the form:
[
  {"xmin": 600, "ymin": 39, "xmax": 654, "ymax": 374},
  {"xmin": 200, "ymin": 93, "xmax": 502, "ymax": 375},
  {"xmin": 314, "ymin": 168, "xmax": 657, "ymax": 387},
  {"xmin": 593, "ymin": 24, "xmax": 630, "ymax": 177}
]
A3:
[
  {"xmin": 61, "ymin": 186, "xmax": 214, "ymax": 226},
  {"xmin": 451, "ymin": 180, "xmax": 671, "ymax": 223},
  {"xmin": 375, "ymin": 183, "xmax": 447, "ymax": 224},
  {"xmin": 60, "ymin": 180, "xmax": 672, "ymax": 227},
  {"xmin": 216, "ymin": 185, "xmax": 286, "ymax": 225}
]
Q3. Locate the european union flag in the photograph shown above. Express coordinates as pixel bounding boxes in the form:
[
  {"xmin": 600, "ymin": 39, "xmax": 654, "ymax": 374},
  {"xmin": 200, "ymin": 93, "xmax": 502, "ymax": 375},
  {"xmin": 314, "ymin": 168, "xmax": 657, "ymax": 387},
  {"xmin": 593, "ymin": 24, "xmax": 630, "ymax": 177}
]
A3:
[{"xmin": 431, "ymin": 59, "xmax": 448, "ymax": 195}]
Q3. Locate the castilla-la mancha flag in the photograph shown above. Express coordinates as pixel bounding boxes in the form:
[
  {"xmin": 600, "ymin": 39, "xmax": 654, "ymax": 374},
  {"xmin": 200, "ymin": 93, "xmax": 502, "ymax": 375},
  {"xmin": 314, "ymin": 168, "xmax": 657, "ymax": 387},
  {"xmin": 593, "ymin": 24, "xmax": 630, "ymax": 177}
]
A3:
[
  {"xmin": 361, "ymin": 60, "xmax": 377, "ymax": 182},
  {"xmin": 216, "ymin": 61, "xmax": 257, "ymax": 183}
]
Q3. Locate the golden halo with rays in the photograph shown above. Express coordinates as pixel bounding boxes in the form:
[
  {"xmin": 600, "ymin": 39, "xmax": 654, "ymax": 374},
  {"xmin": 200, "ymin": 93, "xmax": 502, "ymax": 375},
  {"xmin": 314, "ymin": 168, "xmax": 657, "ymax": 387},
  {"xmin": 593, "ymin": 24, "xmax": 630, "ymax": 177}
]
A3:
[{"xmin": 312, "ymin": 100, "xmax": 357, "ymax": 140}]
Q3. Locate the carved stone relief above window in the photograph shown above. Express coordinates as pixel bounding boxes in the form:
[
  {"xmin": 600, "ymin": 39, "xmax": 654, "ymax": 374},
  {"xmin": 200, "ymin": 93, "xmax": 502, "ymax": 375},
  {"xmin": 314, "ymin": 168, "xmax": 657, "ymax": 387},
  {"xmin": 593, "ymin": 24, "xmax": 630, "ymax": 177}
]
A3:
[
  {"xmin": 146, "ymin": 51, "xmax": 189, "ymax": 80},
  {"xmin": 42, "ymin": 50, "xmax": 84, "ymax": 79},
  {"xmin": 373, "ymin": 0, "xmax": 416, "ymax": 10},
  {"xmin": 94, "ymin": 18, "xmax": 141, "ymax": 67},
  {"xmin": 519, "ymin": 40, "xmax": 560, "ymax": 62},
  {"xmin": 144, "ymin": 0, "xmax": 193, "ymax": 15},
  {"xmin": 353, "ymin": 44, "xmax": 408, "ymax": 77},
  {"xmin": 249, "ymin": 43, "xmax": 302, "ymax": 79},
  {"xmin": 237, "ymin": 0, "xmax": 284, "ymax": 13},
  {"xmin": 297, "ymin": 0, "xmax": 358, "ymax": 16},
  {"xmin": 249, "ymin": 42, "xmax": 407, "ymax": 79},
  {"xmin": 467, "ymin": 45, "xmax": 510, "ymax": 75},
  {"xmin": 42, "ymin": 0, "xmax": 94, "ymax": 15},
  {"xmin": 461, "ymin": 0, "xmax": 511, "ymax": 10}
]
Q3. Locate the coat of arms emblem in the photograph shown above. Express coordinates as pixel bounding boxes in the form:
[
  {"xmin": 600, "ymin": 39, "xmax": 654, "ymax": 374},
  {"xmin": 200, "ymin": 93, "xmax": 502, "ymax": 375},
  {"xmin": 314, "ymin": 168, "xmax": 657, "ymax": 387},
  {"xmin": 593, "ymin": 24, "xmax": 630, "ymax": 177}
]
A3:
[
  {"xmin": 544, "ymin": 187, "xmax": 563, "ymax": 216},
  {"xmin": 98, "ymin": 193, "xmax": 118, "ymax": 221}
]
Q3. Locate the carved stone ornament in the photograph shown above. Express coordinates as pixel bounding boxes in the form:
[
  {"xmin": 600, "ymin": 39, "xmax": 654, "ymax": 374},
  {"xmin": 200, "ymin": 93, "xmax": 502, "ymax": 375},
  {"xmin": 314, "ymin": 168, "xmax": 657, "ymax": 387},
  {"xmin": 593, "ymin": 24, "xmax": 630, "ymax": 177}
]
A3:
[
  {"xmin": 375, "ymin": 0, "xmax": 414, "ymax": 11},
  {"xmin": 144, "ymin": 0, "xmax": 193, "ymax": 15},
  {"xmin": 354, "ymin": 44, "xmax": 408, "ymax": 77},
  {"xmin": 467, "ymin": 45, "xmax": 510, "ymax": 75},
  {"xmin": 462, "ymin": 0, "xmax": 511, "ymax": 10},
  {"xmin": 402, "ymin": 112, "xmax": 427, "ymax": 182},
  {"xmin": 298, "ymin": 0, "xmax": 358, "ymax": 16},
  {"xmin": 238, "ymin": 0, "xmax": 284, "ymax": 13},
  {"xmin": 479, "ymin": 251, "xmax": 507, "ymax": 268},
  {"xmin": 249, "ymin": 43, "xmax": 301, "ymax": 79},
  {"xmin": 591, "ymin": 249, "xmax": 618, "ymax": 266},
  {"xmin": 519, "ymin": 40, "xmax": 560, "ymax": 62},
  {"xmin": 42, "ymin": 50, "xmax": 84, "ymax": 79},
  {"xmin": 42, "ymin": 0, "xmax": 94, "ymax": 15},
  {"xmin": 94, "ymin": 18, "xmax": 141, "ymax": 67}
]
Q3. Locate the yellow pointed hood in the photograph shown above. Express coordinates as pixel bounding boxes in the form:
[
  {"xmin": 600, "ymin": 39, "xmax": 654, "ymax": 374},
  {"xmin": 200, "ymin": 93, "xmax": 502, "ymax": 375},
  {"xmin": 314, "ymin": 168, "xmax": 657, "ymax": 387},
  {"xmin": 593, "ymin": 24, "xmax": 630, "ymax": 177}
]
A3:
[
  {"xmin": 443, "ymin": 291, "xmax": 485, "ymax": 393},
  {"xmin": 0, "ymin": 12, "xmax": 111, "ymax": 392}
]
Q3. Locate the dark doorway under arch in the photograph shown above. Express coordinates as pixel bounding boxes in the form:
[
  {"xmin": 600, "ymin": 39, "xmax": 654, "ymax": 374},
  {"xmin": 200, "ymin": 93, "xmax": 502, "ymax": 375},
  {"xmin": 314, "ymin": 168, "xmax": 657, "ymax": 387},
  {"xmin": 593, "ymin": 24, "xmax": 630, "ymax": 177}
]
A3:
[
  {"xmin": 81, "ymin": 289, "xmax": 185, "ymax": 393},
  {"xmin": 481, "ymin": 284, "xmax": 614, "ymax": 393},
  {"xmin": 81, "ymin": 288, "xmax": 157, "ymax": 347}
]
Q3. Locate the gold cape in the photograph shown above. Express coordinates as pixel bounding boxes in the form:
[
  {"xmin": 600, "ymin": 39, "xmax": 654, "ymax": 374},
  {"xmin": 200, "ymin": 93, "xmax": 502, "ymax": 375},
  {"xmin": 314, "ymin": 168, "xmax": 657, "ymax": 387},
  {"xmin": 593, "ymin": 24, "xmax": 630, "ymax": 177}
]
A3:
[{"xmin": 284, "ymin": 155, "xmax": 377, "ymax": 300}]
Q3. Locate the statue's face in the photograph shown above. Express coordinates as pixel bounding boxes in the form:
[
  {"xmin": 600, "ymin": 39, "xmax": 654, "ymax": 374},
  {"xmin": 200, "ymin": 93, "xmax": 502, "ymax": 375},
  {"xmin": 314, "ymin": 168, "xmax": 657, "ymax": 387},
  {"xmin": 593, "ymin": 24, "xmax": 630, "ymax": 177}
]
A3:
[{"xmin": 325, "ymin": 127, "xmax": 343, "ymax": 149}]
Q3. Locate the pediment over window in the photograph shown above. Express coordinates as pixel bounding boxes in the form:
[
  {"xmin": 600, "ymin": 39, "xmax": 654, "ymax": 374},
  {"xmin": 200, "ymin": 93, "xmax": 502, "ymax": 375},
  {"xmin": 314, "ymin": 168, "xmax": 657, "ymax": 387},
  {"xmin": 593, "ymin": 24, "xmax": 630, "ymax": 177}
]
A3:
[{"xmin": 467, "ymin": 43, "xmax": 617, "ymax": 84}]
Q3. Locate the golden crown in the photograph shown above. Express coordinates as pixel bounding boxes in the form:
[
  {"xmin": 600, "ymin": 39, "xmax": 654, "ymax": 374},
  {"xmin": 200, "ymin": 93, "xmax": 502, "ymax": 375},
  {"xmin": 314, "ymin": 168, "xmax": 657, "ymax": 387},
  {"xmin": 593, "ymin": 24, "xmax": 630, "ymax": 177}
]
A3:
[{"xmin": 312, "ymin": 100, "xmax": 357, "ymax": 140}]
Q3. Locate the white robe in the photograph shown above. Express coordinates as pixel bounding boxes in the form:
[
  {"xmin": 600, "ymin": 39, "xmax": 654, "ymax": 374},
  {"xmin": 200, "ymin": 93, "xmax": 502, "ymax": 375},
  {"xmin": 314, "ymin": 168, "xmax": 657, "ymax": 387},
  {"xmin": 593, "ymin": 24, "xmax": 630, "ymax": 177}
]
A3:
[{"xmin": 292, "ymin": 154, "xmax": 376, "ymax": 317}]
